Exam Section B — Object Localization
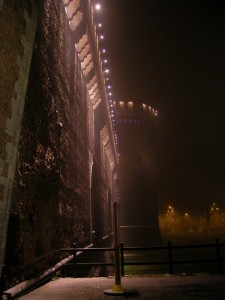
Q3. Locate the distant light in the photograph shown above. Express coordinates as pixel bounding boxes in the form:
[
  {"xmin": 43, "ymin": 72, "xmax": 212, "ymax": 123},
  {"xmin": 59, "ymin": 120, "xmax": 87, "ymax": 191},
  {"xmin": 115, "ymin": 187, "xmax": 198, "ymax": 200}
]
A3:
[
  {"xmin": 128, "ymin": 101, "xmax": 133, "ymax": 108},
  {"xmin": 102, "ymin": 48, "xmax": 106, "ymax": 53},
  {"xmin": 100, "ymin": 35, "xmax": 104, "ymax": 40},
  {"xmin": 98, "ymin": 23, "xmax": 102, "ymax": 28},
  {"xmin": 95, "ymin": 4, "xmax": 101, "ymax": 10},
  {"xmin": 107, "ymin": 85, "xmax": 111, "ymax": 89},
  {"xmin": 108, "ymin": 92, "xmax": 112, "ymax": 96},
  {"xmin": 103, "ymin": 59, "xmax": 108, "ymax": 63},
  {"xmin": 104, "ymin": 69, "xmax": 110, "ymax": 73},
  {"xmin": 106, "ymin": 77, "xmax": 109, "ymax": 81}
]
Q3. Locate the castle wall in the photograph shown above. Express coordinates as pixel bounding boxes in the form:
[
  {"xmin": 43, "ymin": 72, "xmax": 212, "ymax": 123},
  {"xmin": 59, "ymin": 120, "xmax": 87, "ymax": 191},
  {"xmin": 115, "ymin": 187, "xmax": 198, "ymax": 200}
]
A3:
[
  {"xmin": 0, "ymin": 0, "xmax": 38, "ymax": 281},
  {"xmin": 0, "ymin": 0, "xmax": 116, "ymax": 287}
]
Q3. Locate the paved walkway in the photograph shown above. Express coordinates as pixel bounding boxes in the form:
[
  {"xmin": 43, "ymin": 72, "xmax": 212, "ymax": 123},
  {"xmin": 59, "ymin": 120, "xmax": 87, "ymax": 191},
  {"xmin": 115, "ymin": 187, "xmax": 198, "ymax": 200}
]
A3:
[{"xmin": 19, "ymin": 274, "xmax": 225, "ymax": 299}]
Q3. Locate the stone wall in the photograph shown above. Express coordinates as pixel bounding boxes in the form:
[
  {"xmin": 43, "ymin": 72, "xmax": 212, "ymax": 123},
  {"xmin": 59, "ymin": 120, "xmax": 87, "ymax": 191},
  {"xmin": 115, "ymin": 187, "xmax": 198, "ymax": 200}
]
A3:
[
  {"xmin": 0, "ymin": 0, "xmax": 38, "ymax": 282},
  {"xmin": 1, "ymin": 0, "xmax": 117, "ymax": 287}
]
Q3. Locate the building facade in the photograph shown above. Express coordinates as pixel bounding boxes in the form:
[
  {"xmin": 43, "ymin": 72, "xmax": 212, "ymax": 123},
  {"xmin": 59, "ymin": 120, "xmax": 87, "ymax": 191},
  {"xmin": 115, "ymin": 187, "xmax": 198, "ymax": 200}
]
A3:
[{"xmin": 114, "ymin": 101, "xmax": 161, "ymax": 246}]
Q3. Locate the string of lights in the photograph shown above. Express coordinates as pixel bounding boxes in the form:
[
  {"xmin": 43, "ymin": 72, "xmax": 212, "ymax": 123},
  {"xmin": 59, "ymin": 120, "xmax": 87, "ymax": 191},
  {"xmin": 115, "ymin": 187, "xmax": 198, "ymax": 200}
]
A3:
[
  {"xmin": 93, "ymin": 1, "xmax": 120, "ymax": 161},
  {"xmin": 92, "ymin": 2, "xmax": 158, "ymax": 162}
]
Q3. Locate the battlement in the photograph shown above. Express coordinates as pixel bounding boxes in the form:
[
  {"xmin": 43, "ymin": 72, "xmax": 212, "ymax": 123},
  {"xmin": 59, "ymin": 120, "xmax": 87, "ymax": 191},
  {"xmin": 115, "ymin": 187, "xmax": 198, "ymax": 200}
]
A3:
[{"xmin": 113, "ymin": 100, "xmax": 158, "ymax": 118}]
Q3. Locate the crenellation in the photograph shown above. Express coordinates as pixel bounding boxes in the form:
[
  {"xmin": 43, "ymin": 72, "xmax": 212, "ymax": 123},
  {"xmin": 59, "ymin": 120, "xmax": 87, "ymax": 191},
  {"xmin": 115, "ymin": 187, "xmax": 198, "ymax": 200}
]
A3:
[
  {"xmin": 68, "ymin": 9, "xmax": 83, "ymax": 31},
  {"xmin": 62, "ymin": 0, "xmax": 70, "ymax": 6},
  {"xmin": 68, "ymin": 0, "xmax": 81, "ymax": 20},
  {"xmin": 114, "ymin": 100, "xmax": 157, "ymax": 118},
  {"xmin": 83, "ymin": 60, "xmax": 94, "ymax": 77},
  {"xmin": 76, "ymin": 33, "xmax": 89, "ymax": 53},
  {"xmin": 81, "ymin": 53, "xmax": 92, "ymax": 70},
  {"xmin": 78, "ymin": 43, "xmax": 91, "ymax": 61}
]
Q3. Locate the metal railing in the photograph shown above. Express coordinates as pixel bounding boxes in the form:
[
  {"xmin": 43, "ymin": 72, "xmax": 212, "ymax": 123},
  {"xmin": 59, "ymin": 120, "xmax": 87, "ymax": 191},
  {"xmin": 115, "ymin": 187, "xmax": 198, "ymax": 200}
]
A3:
[{"xmin": 60, "ymin": 238, "xmax": 225, "ymax": 275}]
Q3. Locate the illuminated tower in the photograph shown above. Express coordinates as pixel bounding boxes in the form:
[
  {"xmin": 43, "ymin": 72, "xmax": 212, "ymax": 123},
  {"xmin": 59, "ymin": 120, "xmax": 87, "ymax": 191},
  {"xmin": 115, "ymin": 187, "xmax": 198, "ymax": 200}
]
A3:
[{"xmin": 114, "ymin": 100, "xmax": 161, "ymax": 246}]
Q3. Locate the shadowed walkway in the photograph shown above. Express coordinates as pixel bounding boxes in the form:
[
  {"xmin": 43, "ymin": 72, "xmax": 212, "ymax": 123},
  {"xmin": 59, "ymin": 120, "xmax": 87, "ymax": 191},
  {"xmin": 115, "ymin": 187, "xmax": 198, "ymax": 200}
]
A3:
[{"xmin": 19, "ymin": 275, "xmax": 225, "ymax": 299}]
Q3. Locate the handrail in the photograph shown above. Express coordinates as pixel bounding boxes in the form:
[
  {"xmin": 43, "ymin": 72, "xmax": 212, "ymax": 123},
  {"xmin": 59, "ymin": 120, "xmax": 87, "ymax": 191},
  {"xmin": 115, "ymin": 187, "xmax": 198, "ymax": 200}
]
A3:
[
  {"xmin": 61, "ymin": 238, "xmax": 225, "ymax": 276},
  {"xmin": 61, "ymin": 247, "xmax": 114, "ymax": 251}
]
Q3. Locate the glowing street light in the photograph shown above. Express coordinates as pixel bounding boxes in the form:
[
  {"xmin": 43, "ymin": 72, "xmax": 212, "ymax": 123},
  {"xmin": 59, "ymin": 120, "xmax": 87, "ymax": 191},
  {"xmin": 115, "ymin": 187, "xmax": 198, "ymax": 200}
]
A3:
[{"xmin": 95, "ymin": 3, "xmax": 101, "ymax": 10}]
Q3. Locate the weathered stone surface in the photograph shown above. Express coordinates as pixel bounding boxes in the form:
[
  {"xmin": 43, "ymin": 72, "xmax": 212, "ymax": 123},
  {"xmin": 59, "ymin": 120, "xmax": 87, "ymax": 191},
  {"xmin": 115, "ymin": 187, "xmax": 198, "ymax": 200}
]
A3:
[{"xmin": 1, "ymin": 0, "xmax": 116, "ymax": 289}]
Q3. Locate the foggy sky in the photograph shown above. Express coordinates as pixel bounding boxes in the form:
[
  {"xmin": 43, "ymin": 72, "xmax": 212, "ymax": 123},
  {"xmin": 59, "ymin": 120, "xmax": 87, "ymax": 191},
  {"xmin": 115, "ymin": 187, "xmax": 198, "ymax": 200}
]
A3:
[{"xmin": 101, "ymin": 0, "xmax": 225, "ymax": 213}]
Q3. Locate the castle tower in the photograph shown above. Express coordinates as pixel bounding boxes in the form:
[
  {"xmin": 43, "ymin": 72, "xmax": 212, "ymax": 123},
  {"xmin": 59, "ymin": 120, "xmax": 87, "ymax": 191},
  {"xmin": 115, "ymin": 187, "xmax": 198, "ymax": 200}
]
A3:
[{"xmin": 114, "ymin": 100, "xmax": 161, "ymax": 246}]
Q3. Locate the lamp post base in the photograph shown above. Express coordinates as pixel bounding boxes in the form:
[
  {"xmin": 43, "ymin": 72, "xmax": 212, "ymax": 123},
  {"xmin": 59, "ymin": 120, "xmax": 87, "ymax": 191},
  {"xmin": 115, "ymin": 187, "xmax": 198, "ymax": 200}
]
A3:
[{"xmin": 104, "ymin": 288, "xmax": 137, "ymax": 296}]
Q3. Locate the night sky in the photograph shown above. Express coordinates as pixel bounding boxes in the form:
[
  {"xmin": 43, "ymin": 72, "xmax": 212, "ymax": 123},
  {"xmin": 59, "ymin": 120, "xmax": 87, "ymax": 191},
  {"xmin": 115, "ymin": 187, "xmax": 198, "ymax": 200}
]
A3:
[{"xmin": 100, "ymin": 0, "xmax": 225, "ymax": 214}]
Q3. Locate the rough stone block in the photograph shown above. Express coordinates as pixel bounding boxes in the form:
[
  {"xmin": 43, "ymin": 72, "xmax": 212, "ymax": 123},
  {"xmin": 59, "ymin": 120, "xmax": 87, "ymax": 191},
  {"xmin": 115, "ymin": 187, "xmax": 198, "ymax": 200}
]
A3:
[{"xmin": 0, "ymin": 160, "xmax": 4, "ymax": 176}]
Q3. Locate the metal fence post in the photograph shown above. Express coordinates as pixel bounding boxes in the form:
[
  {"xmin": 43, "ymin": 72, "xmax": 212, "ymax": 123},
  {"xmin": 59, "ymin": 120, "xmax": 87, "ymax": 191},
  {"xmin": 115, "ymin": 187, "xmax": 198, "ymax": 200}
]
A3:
[
  {"xmin": 120, "ymin": 242, "xmax": 124, "ymax": 276},
  {"xmin": 72, "ymin": 242, "xmax": 77, "ymax": 264},
  {"xmin": 215, "ymin": 238, "xmax": 221, "ymax": 273},
  {"xmin": 112, "ymin": 202, "xmax": 123, "ymax": 291},
  {"xmin": 0, "ymin": 265, "xmax": 4, "ymax": 299},
  {"xmin": 168, "ymin": 241, "xmax": 173, "ymax": 274}
]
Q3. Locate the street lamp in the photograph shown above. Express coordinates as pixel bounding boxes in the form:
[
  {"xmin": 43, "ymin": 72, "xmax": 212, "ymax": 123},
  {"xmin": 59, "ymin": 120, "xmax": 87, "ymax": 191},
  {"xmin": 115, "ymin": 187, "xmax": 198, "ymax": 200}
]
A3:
[{"xmin": 95, "ymin": 3, "xmax": 101, "ymax": 10}]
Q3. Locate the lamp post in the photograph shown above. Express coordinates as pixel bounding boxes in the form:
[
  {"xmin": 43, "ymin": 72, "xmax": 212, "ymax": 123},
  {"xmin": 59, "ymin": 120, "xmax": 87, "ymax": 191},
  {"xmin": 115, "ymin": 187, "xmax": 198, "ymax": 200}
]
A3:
[{"xmin": 104, "ymin": 202, "xmax": 136, "ymax": 296}]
